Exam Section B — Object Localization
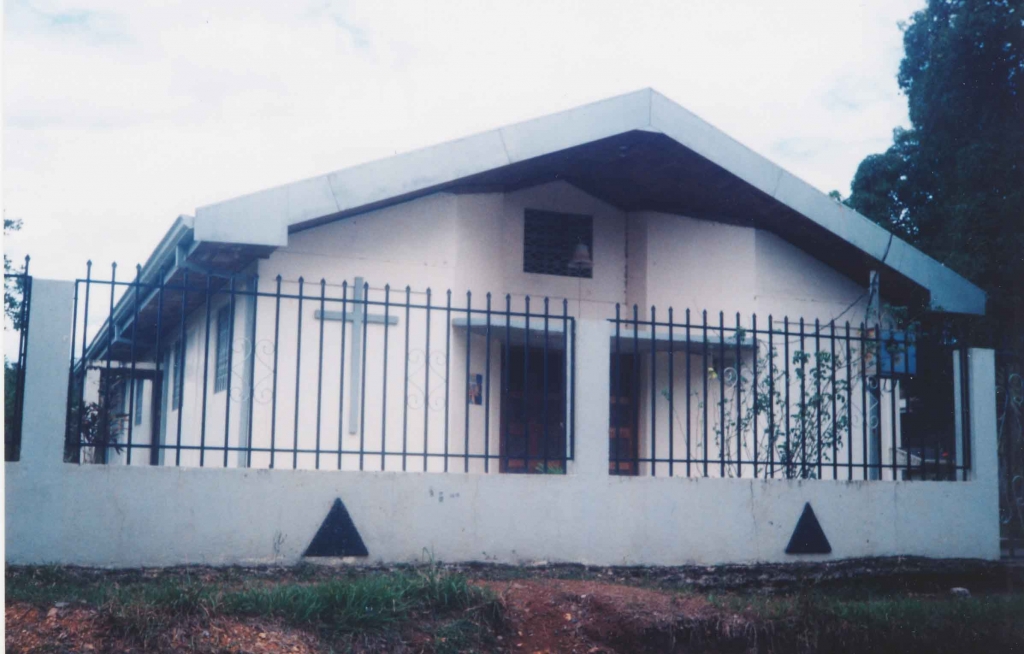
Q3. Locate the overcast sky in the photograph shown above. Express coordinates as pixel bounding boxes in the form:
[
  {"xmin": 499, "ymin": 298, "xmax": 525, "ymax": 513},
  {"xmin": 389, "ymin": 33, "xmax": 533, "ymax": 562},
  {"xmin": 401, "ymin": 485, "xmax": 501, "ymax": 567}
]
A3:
[{"xmin": 4, "ymin": 0, "xmax": 923, "ymax": 282}]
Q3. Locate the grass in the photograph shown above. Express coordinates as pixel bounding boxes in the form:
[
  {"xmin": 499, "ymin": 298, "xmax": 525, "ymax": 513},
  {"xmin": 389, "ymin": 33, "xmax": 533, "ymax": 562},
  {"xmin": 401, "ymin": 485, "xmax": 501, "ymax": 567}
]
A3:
[
  {"xmin": 7, "ymin": 563, "xmax": 1023, "ymax": 653},
  {"xmin": 7, "ymin": 564, "xmax": 503, "ymax": 651},
  {"xmin": 699, "ymin": 590, "xmax": 1024, "ymax": 653}
]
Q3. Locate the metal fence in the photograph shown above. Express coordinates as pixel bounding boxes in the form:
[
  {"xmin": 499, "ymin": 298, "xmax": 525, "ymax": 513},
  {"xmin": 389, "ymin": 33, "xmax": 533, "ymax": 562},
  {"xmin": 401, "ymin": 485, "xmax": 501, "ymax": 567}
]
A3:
[
  {"xmin": 65, "ymin": 263, "xmax": 576, "ymax": 473},
  {"xmin": 4, "ymin": 257, "xmax": 32, "ymax": 462},
  {"xmin": 999, "ymin": 350, "xmax": 1023, "ymax": 557},
  {"xmin": 609, "ymin": 305, "xmax": 972, "ymax": 481}
]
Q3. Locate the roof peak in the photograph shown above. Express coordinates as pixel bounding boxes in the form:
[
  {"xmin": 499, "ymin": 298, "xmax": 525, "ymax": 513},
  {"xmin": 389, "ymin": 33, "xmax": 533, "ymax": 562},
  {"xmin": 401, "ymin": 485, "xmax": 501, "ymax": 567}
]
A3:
[{"xmin": 184, "ymin": 90, "xmax": 983, "ymax": 315}]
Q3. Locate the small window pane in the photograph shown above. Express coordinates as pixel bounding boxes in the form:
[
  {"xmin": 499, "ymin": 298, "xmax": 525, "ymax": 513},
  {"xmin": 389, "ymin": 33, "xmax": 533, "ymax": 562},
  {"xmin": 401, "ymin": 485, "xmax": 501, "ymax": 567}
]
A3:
[
  {"xmin": 215, "ymin": 306, "xmax": 231, "ymax": 393},
  {"xmin": 133, "ymin": 380, "xmax": 144, "ymax": 426},
  {"xmin": 523, "ymin": 209, "xmax": 593, "ymax": 278}
]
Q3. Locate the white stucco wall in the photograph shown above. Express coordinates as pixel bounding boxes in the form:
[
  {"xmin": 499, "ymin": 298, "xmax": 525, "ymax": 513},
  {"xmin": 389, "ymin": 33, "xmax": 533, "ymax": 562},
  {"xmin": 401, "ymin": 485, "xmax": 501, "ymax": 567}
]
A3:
[
  {"xmin": 5, "ymin": 286, "xmax": 1001, "ymax": 567},
  {"xmin": 629, "ymin": 211, "xmax": 868, "ymax": 325},
  {"xmin": 156, "ymin": 279, "xmax": 254, "ymax": 469},
  {"xmin": 106, "ymin": 182, "xmax": 905, "ymax": 478}
]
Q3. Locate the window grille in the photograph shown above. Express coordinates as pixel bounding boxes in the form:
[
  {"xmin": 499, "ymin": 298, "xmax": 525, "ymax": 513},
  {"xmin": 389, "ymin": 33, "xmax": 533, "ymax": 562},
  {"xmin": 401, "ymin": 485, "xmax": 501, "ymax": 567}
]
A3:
[
  {"xmin": 215, "ymin": 306, "xmax": 231, "ymax": 393},
  {"xmin": 523, "ymin": 209, "xmax": 593, "ymax": 278}
]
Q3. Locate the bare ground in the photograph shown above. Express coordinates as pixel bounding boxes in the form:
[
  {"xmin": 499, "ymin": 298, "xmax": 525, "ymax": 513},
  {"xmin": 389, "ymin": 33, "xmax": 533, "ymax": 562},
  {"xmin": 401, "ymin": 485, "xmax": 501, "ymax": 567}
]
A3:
[{"xmin": 6, "ymin": 559, "xmax": 1024, "ymax": 653}]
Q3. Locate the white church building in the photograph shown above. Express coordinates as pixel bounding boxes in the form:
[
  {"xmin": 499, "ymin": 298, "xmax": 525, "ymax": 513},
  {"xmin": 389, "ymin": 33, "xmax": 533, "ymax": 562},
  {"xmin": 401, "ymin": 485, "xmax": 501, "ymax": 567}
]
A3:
[{"xmin": 8, "ymin": 89, "xmax": 995, "ymax": 567}]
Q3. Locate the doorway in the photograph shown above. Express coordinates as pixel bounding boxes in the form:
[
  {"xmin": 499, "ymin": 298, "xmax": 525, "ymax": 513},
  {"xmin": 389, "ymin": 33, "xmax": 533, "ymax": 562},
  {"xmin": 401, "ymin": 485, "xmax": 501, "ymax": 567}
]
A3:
[
  {"xmin": 609, "ymin": 353, "xmax": 639, "ymax": 475},
  {"xmin": 500, "ymin": 345, "xmax": 566, "ymax": 473}
]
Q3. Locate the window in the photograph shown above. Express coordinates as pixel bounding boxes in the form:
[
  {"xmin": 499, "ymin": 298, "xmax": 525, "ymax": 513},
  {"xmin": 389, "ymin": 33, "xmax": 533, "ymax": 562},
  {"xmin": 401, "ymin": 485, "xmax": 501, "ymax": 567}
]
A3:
[
  {"xmin": 215, "ymin": 306, "xmax": 231, "ymax": 393},
  {"xmin": 133, "ymin": 380, "xmax": 144, "ymax": 426},
  {"xmin": 523, "ymin": 209, "xmax": 593, "ymax": 278},
  {"xmin": 172, "ymin": 340, "xmax": 183, "ymax": 410}
]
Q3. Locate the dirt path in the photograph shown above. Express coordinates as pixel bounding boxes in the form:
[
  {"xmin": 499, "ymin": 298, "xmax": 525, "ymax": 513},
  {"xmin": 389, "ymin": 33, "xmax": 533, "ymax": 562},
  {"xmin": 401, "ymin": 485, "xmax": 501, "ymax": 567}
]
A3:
[
  {"xmin": 8, "ymin": 572, "xmax": 1022, "ymax": 653},
  {"xmin": 479, "ymin": 578, "xmax": 718, "ymax": 653},
  {"xmin": 6, "ymin": 580, "xmax": 711, "ymax": 653}
]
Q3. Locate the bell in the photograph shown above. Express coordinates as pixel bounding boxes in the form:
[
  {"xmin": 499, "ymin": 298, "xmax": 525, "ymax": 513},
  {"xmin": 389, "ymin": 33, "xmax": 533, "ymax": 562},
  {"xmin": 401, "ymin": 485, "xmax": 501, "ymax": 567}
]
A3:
[{"xmin": 568, "ymin": 242, "xmax": 593, "ymax": 271}]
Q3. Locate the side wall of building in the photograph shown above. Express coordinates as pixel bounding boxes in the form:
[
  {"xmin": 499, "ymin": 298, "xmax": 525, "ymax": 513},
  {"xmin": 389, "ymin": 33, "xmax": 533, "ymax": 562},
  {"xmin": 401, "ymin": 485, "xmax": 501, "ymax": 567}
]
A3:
[{"xmin": 117, "ymin": 182, "xmax": 890, "ymax": 472}]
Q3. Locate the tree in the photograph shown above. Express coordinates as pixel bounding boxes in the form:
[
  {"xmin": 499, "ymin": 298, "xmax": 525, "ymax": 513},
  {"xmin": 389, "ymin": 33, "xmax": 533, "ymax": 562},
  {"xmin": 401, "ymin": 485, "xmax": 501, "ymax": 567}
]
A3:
[
  {"xmin": 4, "ymin": 218, "xmax": 27, "ymax": 330},
  {"xmin": 4, "ymin": 218, "xmax": 26, "ymax": 460},
  {"xmin": 846, "ymin": 0, "xmax": 1024, "ymax": 549},
  {"xmin": 845, "ymin": 0, "xmax": 1024, "ymax": 351}
]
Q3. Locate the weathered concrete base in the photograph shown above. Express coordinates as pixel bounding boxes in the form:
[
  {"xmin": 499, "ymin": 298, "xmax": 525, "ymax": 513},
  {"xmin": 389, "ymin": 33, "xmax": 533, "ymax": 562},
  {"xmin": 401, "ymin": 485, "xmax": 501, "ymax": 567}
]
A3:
[{"xmin": 4, "ymin": 463, "xmax": 1000, "ymax": 568}]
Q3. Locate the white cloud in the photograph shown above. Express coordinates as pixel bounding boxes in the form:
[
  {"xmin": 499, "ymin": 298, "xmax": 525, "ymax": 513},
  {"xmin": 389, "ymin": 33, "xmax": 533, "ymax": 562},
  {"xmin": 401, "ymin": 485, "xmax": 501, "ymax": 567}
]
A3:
[{"xmin": 3, "ymin": 0, "xmax": 923, "ymax": 280}]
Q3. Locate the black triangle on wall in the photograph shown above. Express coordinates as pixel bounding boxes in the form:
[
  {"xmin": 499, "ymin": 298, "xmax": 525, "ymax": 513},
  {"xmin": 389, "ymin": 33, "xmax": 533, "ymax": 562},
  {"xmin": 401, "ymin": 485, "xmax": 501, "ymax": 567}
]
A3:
[
  {"xmin": 785, "ymin": 503, "xmax": 832, "ymax": 555},
  {"xmin": 304, "ymin": 498, "xmax": 369, "ymax": 558}
]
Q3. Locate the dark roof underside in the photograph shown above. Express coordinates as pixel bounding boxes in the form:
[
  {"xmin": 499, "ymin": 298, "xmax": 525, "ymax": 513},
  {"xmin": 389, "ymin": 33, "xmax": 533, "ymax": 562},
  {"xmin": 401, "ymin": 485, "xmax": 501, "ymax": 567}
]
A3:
[{"xmin": 293, "ymin": 131, "xmax": 928, "ymax": 308}]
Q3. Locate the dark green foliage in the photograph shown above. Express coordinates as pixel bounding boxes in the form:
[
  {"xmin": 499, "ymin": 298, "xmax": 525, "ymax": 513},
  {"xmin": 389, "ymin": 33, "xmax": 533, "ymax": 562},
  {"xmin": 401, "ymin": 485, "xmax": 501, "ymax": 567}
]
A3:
[
  {"xmin": 846, "ymin": 1, "xmax": 1024, "ymax": 548},
  {"xmin": 4, "ymin": 218, "xmax": 27, "ymax": 462},
  {"xmin": 4, "ymin": 218, "xmax": 26, "ymax": 331},
  {"xmin": 846, "ymin": 0, "xmax": 1024, "ymax": 350},
  {"xmin": 5, "ymin": 360, "xmax": 21, "ymax": 460}
]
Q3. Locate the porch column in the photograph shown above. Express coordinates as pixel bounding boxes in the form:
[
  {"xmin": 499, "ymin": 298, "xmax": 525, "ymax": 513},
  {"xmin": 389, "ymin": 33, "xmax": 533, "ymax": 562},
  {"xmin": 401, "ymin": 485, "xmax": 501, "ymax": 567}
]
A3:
[
  {"xmin": 572, "ymin": 318, "xmax": 610, "ymax": 477},
  {"xmin": 967, "ymin": 348, "xmax": 1000, "ymax": 558},
  {"xmin": 967, "ymin": 348, "xmax": 998, "ymax": 483},
  {"xmin": 18, "ymin": 279, "xmax": 75, "ymax": 469}
]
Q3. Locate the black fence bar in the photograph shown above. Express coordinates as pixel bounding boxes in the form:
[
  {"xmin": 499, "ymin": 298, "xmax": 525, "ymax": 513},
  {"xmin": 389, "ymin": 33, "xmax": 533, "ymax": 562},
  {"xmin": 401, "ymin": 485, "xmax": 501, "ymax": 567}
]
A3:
[
  {"xmin": 338, "ymin": 280, "xmax": 348, "ymax": 470},
  {"xmin": 4, "ymin": 257, "xmax": 32, "ymax": 461},
  {"xmin": 315, "ymin": 280, "xmax": 326, "ymax": 470},
  {"xmin": 73, "ymin": 262, "xmax": 94, "ymax": 462},
  {"xmin": 245, "ymin": 275, "xmax": 259, "ymax": 467},
  {"xmin": 999, "ymin": 350, "xmax": 1023, "ymax": 558},
  {"xmin": 463, "ymin": 291, "xmax": 471, "ymax": 473},
  {"xmin": 125, "ymin": 265, "xmax": 141, "ymax": 465},
  {"xmin": 293, "ymin": 277, "xmax": 304, "ymax": 470},
  {"xmin": 199, "ymin": 274, "xmax": 212, "ymax": 467},
  {"xmin": 269, "ymin": 275, "xmax": 282, "ymax": 469},
  {"xmin": 612, "ymin": 303, "xmax": 622, "ymax": 474},
  {"xmin": 649, "ymin": 306, "xmax": 657, "ymax": 477},
  {"xmin": 768, "ymin": 315, "xmax": 775, "ymax": 478},
  {"xmin": 566, "ymin": 299, "xmax": 574, "ymax": 464},
  {"xmin": 100, "ymin": 263, "xmax": 117, "ymax": 466},
  {"xmin": 382, "ymin": 284, "xmax": 391, "ymax": 472},
  {"xmin": 751, "ymin": 313, "xmax": 758, "ymax": 478},
  {"xmin": 668, "ymin": 307, "xmax": 675, "ymax": 478},
  {"xmin": 735, "ymin": 312, "xmax": 742, "ymax": 479},
  {"xmin": 65, "ymin": 265, "xmax": 576, "ymax": 473},
  {"xmin": 484, "ymin": 293, "xmax": 492, "ymax": 473},
  {"xmin": 402, "ymin": 286, "xmax": 411, "ymax": 472},
  {"xmin": 607, "ymin": 304, "xmax": 972, "ymax": 480}
]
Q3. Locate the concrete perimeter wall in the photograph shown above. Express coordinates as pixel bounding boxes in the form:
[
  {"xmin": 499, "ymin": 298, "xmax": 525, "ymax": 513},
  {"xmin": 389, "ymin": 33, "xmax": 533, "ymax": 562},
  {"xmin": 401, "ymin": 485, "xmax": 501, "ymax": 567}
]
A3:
[{"xmin": 5, "ymin": 280, "xmax": 1001, "ymax": 567}]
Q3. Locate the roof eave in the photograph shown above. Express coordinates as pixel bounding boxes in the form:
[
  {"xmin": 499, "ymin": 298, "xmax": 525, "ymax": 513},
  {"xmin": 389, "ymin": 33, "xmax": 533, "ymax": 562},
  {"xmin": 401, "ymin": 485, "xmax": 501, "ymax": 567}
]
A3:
[{"xmin": 189, "ymin": 88, "xmax": 986, "ymax": 315}]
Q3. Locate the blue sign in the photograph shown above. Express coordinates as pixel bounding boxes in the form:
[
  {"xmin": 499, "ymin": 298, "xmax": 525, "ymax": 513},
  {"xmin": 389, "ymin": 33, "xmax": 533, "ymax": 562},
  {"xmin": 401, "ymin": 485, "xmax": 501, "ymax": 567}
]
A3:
[{"xmin": 879, "ymin": 330, "xmax": 916, "ymax": 376}]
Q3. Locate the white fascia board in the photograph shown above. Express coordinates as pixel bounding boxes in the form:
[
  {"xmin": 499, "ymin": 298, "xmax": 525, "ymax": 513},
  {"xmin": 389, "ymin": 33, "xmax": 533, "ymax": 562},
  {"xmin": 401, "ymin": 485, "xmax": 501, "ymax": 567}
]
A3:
[
  {"xmin": 648, "ymin": 89, "xmax": 986, "ymax": 315},
  {"xmin": 498, "ymin": 88, "xmax": 653, "ymax": 163},
  {"xmin": 194, "ymin": 176, "xmax": 335, "ymax": 247},
  {"xmin": 192, "ymin": 89, "xmax": 655, "ymax": 248},
  {"xmin": 324, "ymin": 129, "xmax": 510, "ymax": 216}
]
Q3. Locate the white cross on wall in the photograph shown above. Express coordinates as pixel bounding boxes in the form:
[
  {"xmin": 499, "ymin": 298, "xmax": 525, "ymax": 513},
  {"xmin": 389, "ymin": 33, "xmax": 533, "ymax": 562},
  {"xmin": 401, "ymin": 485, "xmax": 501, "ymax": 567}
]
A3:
[{"xmin": 314, "ymin": 277, "xmax": 398, "ymax": 435}]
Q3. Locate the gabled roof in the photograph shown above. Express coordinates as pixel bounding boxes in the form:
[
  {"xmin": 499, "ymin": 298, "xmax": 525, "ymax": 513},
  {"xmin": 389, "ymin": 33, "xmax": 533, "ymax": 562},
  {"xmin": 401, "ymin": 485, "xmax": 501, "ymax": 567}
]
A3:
[{"xmin": 188, "ymin": 88, "xmax": 983, "ymax": 314}]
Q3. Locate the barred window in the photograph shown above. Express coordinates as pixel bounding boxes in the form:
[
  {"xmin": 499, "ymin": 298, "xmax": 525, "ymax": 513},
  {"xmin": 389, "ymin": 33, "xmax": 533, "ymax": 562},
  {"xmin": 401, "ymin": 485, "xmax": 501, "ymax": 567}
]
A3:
[
  {"xmin": 172, "ymin": 340, "xmax": 183, "ymax": 410},
  {"xmin": 215, "ymin": 306, "xmax": 231, "ymax": 393},
  {"xmin": 523, "ymin": 209, "xmax": 593, "ymax": 278}
]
